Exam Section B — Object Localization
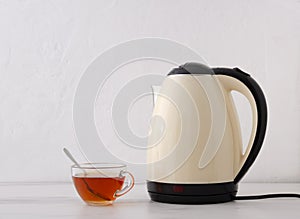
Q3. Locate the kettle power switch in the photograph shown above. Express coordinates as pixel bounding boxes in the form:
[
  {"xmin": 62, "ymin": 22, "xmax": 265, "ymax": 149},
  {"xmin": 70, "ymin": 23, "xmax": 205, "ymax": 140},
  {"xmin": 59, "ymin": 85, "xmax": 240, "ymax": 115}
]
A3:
[{"xmin": 173, "ymin": 185, "xmax": 184, "ymax": 193}]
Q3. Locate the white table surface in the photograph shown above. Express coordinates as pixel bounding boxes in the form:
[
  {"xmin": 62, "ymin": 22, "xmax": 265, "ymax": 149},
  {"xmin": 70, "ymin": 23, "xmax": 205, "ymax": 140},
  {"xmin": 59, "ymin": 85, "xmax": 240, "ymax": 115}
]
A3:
[{"xmin": 0, "ymin": 182, "xmax": 299, "ymax": 219}]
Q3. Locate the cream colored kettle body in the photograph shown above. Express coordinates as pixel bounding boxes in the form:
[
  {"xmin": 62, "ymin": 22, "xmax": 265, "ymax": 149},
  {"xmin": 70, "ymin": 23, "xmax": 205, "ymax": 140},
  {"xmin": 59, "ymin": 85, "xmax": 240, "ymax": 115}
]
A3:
[{"xmin": 147, "ymin": 63, "xmax": 267, "ymax": 204}]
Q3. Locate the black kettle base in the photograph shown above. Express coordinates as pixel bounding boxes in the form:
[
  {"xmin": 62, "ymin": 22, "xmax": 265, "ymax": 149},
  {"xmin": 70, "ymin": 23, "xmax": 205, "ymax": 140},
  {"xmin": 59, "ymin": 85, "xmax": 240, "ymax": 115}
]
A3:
[{"xmin": 147, "ymin": 181, "xmax": 238, "ymax": 204}]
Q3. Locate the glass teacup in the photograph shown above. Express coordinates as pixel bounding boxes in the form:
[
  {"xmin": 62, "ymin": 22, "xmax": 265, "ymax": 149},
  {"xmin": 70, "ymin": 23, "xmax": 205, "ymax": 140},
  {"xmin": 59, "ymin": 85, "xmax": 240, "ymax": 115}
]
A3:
[{"xmin": 72, "ymin": 163, "xmax": 134, "ymax": 206}]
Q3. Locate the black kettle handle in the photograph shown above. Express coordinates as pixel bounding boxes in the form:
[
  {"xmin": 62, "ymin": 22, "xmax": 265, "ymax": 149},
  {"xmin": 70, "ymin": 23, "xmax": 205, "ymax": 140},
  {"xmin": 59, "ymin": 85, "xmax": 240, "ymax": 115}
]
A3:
[{"xmin": 213, "ymin": 67, "xmax": 268, "ymax": 184}]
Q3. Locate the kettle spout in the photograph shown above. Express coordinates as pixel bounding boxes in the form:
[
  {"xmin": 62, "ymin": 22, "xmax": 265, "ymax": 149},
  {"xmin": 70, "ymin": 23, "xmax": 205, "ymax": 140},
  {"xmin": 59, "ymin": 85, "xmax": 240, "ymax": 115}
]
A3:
[{"xmin": 151, "ymin": 86, "xmax": 161, "ymax": 106}]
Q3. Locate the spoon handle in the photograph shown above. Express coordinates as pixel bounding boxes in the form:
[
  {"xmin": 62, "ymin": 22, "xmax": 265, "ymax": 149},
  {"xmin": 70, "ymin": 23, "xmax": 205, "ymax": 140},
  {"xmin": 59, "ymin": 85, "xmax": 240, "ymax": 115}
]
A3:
[{"xmin": 63, "ymin": 148, "xmax": 81, "ymax": 167}]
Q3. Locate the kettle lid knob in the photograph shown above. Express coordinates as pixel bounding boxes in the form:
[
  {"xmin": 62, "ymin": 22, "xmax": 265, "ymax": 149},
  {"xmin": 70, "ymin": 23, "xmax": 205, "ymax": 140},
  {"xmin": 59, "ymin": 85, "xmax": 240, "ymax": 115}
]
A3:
[{"xmin": 168, "ymin": 62, "xmax": 214, "ymax": 75}]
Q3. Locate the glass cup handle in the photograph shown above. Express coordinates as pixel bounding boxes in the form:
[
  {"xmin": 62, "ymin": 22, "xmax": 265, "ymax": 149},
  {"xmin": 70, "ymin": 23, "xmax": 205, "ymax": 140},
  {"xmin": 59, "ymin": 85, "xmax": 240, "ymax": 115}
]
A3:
[{"xmin": 114, "ymin": 170, "xmax": 135, "ymax": 198}]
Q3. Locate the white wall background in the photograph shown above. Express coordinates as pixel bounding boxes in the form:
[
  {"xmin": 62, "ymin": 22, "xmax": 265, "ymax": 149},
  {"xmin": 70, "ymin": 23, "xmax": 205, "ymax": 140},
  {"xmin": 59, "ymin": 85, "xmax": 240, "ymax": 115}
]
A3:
[{"xmin": 0, "ymin": 0, "xmax": 299, "ymax": 183}]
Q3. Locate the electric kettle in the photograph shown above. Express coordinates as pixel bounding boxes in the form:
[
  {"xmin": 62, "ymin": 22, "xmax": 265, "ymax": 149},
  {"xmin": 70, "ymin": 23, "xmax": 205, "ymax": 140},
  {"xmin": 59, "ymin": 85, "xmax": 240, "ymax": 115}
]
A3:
[{"xmin": 147, "ymin": 62, "xmax": 267, "ymax": 204}]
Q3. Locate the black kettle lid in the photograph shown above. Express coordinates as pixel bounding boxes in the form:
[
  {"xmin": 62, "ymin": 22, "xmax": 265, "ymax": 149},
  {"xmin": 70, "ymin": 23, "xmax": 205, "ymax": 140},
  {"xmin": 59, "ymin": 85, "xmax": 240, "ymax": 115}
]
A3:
[{"xmin": 168, "ymin": 62, "xmax": 214, "ymax": 75}]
